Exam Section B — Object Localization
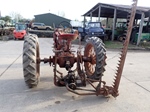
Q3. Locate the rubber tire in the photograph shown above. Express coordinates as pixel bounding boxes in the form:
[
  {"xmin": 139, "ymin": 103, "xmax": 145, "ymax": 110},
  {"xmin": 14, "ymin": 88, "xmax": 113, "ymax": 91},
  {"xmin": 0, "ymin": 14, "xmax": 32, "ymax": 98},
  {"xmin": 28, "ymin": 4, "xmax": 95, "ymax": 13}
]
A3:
[
  {"xmin": 23, "ymin": 34, "xmax": 40, "ymax": 88},
  {"xmin": 84, "ymin": 37, "xmax": 106, "ymax": 80},
  {"xmin": 104, "ymin": 35, "xmax": 109, "ymax": 41},
  {"xmin": 46, "ymin": 27, "xmax": 51, "ymax": 30},
  {"xmin": 34, "ymin": 27, "xmax": 38, "ymax": 30},
  {"xmin": 118, "ymin": 35, "xmax": 126, "ymax": 42}
]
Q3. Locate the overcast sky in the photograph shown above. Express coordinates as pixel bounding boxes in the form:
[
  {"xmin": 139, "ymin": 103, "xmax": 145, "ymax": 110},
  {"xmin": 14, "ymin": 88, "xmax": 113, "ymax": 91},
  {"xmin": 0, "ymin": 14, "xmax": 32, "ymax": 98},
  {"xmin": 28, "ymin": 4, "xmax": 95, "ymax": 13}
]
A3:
[{"xmin": 0, "ymin": 0, "xmax": 150, "ymax": 21}]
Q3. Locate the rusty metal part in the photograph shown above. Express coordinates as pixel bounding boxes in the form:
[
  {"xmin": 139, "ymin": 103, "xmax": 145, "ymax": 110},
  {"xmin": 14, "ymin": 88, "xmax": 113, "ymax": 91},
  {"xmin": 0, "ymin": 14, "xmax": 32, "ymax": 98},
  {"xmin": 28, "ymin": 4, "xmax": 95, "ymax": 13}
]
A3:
[
  {"xmin": 54, "ymin": 56, "xmax": 58, "ymax": 86},
  {"xmin": 57, "ymin": 52, "xmax": 75, "ymax": 68},
  {"xmin": 112, "ymin": 0, "xmax": 138, "ymax": 97},
  {"xmin": 40, "ymin": 54, "xmax": 92, "ymax": 69},
  {"xmin": 40, "ymin": 2, "xmax": 138, "ymax": 97},
  {"xmin": 65, "ymin": 81, "xmax": 115, "ymax": 96},
  {"xmin": 77, "ymin": 51, "xmax": 86, "ymax": 86},
  {"xmin": 84, "ymin": 43, "xmax": 96, "ymax": 76},
  {"xmin": 36, "ymin": 43, "xmax": 40, "ymax": 78},
  {"xmin": 64, "ymin": 0, "xmax": 138, "ymax": 97}
]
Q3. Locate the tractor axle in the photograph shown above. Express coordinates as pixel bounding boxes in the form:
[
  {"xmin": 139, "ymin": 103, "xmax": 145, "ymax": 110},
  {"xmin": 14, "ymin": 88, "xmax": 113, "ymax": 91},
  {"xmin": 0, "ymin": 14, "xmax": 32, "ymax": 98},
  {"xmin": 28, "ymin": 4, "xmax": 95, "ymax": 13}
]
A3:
[{"xmin": 39, "ymin": 56, "xmax": 91, "ymax": 66}]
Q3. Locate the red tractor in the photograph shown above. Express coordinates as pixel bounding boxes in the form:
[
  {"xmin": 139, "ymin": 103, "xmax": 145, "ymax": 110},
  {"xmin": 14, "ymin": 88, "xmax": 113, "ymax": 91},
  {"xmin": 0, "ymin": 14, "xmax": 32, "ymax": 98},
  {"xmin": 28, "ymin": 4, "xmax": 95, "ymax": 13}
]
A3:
[{"xmin": 22, "ymin": 0, "xmax": 137, "ymax": 97}]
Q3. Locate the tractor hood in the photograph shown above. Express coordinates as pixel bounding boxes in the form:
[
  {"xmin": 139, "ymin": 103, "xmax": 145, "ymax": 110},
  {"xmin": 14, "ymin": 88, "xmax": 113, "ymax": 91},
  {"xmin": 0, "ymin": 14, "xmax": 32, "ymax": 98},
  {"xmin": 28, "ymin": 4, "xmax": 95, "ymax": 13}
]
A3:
[{"xmin": 89, "ymin": 27, "xmax": 104, "ymax": 33}]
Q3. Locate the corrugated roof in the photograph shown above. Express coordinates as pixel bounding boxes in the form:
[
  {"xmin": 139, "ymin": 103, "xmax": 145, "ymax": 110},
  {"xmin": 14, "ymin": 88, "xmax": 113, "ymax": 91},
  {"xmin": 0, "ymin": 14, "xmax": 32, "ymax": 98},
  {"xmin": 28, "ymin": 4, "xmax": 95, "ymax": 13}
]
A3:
[
  {"xmin": 34, "ymin": 13, "xmax": 71, "ymax": 21},
  {"xmin": 83, "ymin": 3, "xmax": 150, "ymax": 19}
]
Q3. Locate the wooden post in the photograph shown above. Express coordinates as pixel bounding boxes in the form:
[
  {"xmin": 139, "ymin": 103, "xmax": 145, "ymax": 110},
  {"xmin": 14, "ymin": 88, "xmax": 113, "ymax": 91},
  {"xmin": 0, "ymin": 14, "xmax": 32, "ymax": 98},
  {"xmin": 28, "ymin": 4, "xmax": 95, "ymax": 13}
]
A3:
[
  {"xmin": 112, "ymin": 8, "xmax": 117, "ymax": 41},
  {"xmin": 137, "ymin": 13, "xmax": 145, "ymax": 46},
  {"xmin": 98, "ymin": 5, "xmax": 101, "ymax": 22},
  {"xmin": 90, "ymin": 12, "xmax": 92, "ymax": 22}
]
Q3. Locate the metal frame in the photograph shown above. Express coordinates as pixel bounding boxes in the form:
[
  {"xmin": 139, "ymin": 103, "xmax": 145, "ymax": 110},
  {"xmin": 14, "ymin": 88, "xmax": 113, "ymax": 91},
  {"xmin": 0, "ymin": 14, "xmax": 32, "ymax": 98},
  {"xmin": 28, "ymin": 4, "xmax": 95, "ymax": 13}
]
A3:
[
  {"xmin": 137, "ymin": 12, "xmax": 145, "ymax": 45},
  {"xmin": 37, "ymin": 0, "xmax": 138, "ymax": 97}
]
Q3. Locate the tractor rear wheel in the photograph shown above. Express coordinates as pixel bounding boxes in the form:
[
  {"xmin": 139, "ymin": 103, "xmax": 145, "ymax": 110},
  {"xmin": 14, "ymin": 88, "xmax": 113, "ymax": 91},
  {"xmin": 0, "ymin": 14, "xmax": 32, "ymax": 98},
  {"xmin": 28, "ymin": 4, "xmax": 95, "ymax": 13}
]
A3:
[
  {"xmin": 84, "ymin": 37, "xmax": 106, "ymax": 80},
  {"xmin": 23, "ymin": 34, "xmax": 40, "ymax": 88}
]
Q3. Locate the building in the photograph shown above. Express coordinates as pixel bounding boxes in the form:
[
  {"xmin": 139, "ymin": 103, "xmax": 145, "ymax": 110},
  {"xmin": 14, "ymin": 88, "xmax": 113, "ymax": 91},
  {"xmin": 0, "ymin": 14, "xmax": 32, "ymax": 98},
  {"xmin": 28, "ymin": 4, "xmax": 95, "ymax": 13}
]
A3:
[
  {"xmin": 82, "ymin": 2, "xmax": 150, "ymax": 45},
  {"xmin": 34, "ymin": 13, "xmax": 71, "ymax": 27}
]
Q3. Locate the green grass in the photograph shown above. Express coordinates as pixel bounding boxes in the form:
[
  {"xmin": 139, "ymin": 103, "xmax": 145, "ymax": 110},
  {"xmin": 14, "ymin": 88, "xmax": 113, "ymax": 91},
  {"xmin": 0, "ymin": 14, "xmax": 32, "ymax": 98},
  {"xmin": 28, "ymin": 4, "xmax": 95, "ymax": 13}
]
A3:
[
  {"xmin": 104, "ymin": 41, "xmax": 136, "ymax": 49},
  {"xmin": 104, "ymin": 41, "xmax": 123, "ymax": 49},
  {"xmin": 72, "ymin": 39, "xmax": 138, "ymax": 49},
  {"xmin": 139, "ymin": 41, "xmax": 150, "ymax": 49}
]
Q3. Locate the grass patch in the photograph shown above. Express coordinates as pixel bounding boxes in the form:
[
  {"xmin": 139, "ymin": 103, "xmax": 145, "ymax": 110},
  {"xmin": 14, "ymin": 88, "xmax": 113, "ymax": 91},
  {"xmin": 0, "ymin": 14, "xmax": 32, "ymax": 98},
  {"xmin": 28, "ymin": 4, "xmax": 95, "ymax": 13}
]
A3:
[
  {"xmin": 104, "ymin": 41, "xmax": 123, "ymax": 49},
  {"xmin": 57, "ymin": 38, "xmax": 150, "ymax": 50},
  {"xmin": 139, "ymin": 41, "xmax": 150, "ymax": 49},
  {"xmin": 104, "ymin": 41, "xmax": 137, "ymax": 49}
]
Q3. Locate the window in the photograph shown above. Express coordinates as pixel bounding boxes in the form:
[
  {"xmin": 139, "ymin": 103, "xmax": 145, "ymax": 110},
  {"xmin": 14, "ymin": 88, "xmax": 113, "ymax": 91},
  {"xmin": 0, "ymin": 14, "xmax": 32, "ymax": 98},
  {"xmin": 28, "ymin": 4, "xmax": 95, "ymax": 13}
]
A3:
[
  {"xmin": 41, "ymin": 23, "xmax": 45, "ymax": 26},
  {"xmin": 33, "ymin": 23, "xmax": 45, "ymax": 26},
  {"xmin": 16, "ymin": 24, "xmax": 26, "ymax": 30},
  {"xmin": 88, "ymin": 23, "xmax": 101, "ymax": 28},
  {"xmin": 78, "ymin": 27, "xmax": 83, "ymax": 32}
]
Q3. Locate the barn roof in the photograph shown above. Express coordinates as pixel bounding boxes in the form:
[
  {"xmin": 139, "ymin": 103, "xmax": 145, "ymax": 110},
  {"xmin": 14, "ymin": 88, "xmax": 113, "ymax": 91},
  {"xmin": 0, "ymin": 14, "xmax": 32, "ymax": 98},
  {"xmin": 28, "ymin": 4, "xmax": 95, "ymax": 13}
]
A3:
[{"xmin": 83, "ymin": 3, "xmax": 150, "ymax": 19}]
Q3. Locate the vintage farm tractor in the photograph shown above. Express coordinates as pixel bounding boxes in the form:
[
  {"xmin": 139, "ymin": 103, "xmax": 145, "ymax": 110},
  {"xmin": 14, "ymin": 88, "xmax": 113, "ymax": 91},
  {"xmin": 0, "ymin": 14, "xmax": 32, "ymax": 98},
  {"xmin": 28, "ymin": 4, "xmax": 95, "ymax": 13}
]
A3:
[{"xmin": 22, "ymin": 0, "xmax": 138, "ymax": 97}]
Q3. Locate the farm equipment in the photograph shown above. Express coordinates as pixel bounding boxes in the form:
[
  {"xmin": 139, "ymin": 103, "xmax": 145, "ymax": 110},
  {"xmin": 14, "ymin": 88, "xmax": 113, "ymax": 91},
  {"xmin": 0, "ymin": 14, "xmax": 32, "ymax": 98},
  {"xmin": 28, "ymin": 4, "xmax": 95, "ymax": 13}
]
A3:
[
  {"xmin": 115, "ymin": 22, "xmax": 127, "ymax": 41},
  {"xmin": 0, "ymin": 25, "xmax": 14, "ymax": 36},
  {"xmin": 131, "ymin": 18, "xmax": 150, "ymax": 44},
  {"xmin": 84, "ymin": 22, "xmax": 106, "ymax": 42},
  {"xmin": 104, "ymin": 22, "xmax": 127, "ymax": 41},
  {"xmin": 13, "ymin": 23, "xmax": 27, "ymax": 40},
  {"xmin": 22, "ymin": 0, "xmax": 138, "ymax": 97},
  {"xmin": 0, "ymin": 25, "xmax": 4, "ymax": 36}
]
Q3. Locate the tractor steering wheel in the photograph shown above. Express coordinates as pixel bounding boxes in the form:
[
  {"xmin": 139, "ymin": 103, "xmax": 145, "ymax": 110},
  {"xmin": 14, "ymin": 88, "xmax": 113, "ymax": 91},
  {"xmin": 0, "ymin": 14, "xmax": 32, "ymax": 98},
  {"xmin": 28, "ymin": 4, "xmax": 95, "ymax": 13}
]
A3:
[{"xmin": 58, "ymin": 21, "xmax": 73, "ymax": 33}]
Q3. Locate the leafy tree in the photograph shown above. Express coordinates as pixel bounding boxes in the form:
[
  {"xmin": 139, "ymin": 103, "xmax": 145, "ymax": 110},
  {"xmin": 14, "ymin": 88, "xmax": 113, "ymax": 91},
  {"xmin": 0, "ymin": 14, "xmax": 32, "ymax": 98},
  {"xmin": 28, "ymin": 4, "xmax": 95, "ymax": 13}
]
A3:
[
  {"xmin": 9, "ymin": 12, "xmax": 23, "ymax": 22},
  {"xmin": 0, "ymin": 16, "xmax": 11, "ymax": 22}
]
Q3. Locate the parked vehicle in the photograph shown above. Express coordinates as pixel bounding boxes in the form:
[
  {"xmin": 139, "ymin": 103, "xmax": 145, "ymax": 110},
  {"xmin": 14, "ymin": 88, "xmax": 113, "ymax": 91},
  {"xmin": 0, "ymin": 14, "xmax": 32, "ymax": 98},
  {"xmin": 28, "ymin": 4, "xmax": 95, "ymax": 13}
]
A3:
[
  {"xmin": 104, "ymin": 22, "xmax": 127, "ymax": 41},
  {"xmin": 131, "ymin": 18, "xmax": 150, "ymax": 43},
  {"xmin": 72, "ymin": 26, "xmax": 85, "ymax": 40},
  {"xmin": 31, "ymin": 22, "xmax": 53, "ymax": 30},
  {"xmin": 13, "ymin": 23, "xmax": 27, "ymax": 40},
  {"xmin": 0, "ymin": 24, "xmax": 4, "ymax": 36},
  {"xmin": 70, "ymin": 20, "xmax": 85, "ymax": 40},
  {"xmin": 84, "ymin": 22, "xmax": 106, "ymax": 42}
]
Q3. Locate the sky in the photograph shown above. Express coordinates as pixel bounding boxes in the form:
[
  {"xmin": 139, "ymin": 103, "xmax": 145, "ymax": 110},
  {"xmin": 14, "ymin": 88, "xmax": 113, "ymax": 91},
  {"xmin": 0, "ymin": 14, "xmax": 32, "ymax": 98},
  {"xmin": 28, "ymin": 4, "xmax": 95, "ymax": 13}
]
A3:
[{"xmin": 0, "ymin": 0, "xmax": 150, "ymax": 21}]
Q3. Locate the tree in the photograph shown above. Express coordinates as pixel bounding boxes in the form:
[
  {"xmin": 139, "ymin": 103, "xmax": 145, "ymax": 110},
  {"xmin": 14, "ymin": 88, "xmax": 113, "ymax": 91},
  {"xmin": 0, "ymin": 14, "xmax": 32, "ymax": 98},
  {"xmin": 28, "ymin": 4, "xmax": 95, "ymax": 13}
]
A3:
[
  {"xmin": 0, "ymin": 16, "xmax": 11, "ymax": 22},
  {"xmin": 9, "ymin": 12, "xmax": 23, "ymax": 22}
]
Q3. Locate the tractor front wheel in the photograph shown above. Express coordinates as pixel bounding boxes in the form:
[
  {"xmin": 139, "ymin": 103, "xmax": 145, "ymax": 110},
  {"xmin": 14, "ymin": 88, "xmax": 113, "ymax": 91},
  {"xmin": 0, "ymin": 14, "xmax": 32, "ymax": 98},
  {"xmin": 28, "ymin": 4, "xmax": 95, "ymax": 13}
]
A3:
[
  {"xmin": 84, "ymin": 37, "xmax": 106, "ymax": 80},
  {"xmin": 118, "ymin": 35, "xmax": 126, "ymax": 42},
  {"xmin": 23, "ymin": 34, "xmax": 40, "ymax": 88}
]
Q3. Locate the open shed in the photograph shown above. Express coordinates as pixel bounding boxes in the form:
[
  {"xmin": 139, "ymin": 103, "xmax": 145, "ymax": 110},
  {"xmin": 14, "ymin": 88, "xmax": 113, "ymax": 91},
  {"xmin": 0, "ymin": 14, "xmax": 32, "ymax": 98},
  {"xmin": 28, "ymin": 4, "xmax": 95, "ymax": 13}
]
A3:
[{"xmin": 83, "ymin": 3, "xmax": 150, "ymax": 45}]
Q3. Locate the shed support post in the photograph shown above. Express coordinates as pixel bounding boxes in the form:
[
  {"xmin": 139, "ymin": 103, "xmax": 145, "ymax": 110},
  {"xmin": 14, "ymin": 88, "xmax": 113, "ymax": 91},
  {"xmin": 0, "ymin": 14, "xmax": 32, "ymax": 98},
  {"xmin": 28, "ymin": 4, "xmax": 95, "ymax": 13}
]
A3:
[
  {"xmin": 106, "ymin": 18, "xmax": 109, "ymax": 27},
  {"xmin": 137, "ymin": 13, "xmax": 145, "ymax": 46},
  {"xmin": 83, "ymin": 16, "xmax": 86, "ymax": 34},
  {"xmin": 135, "ymin": 19, "xmax": 138, "ymax": 25},
  {"xmin": 98, "ymin": 5, "xmax": 101, "ymax": 21},
  {"xmin": 90, "ymin": 12, "xmax": 92, "ymax": 22},
  {"xmin": 112, "ymin": 8, "xmax": 117, "ymax": 41},
  {"xmin": 83, "ymin": 16, "xmax": 86, "ymax": 27}
]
